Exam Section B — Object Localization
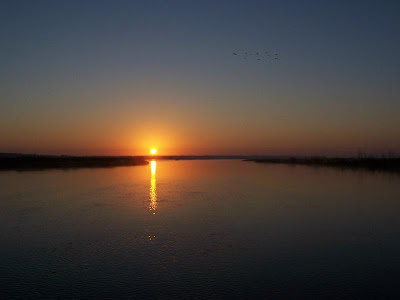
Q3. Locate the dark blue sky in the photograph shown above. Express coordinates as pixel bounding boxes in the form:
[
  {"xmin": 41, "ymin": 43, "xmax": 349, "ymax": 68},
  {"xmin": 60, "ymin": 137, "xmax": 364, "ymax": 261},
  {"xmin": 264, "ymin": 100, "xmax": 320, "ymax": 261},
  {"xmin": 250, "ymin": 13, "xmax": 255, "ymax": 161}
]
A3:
[{"xmin": 1, "ymin": 0, "xmax": 399, "ymax": 155}]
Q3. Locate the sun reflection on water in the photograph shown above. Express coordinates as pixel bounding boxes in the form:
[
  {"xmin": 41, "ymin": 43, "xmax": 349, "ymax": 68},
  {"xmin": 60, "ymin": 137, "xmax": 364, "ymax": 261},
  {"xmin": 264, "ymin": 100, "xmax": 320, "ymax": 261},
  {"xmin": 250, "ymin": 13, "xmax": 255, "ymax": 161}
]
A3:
[{"xmin": 149, "ymin": 160, "xmax": 157, "ymax": 214}]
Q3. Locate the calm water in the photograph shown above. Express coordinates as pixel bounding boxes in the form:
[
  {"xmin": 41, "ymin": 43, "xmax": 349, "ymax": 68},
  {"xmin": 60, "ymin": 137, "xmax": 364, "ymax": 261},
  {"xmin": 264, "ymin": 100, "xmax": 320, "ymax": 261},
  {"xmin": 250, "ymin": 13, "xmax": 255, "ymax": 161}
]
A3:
[{"xmin": 1, "ymin": 160, "xmax": 400, "ymax": 299}]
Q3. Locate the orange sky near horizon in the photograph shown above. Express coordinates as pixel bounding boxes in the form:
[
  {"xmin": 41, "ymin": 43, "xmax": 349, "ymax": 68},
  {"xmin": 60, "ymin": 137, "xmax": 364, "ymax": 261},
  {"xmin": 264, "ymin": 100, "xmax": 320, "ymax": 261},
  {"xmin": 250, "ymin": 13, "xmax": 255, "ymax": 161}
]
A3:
[{"xmin": 1, "ymin": 101, "xmax": 399, "ymax": 156}]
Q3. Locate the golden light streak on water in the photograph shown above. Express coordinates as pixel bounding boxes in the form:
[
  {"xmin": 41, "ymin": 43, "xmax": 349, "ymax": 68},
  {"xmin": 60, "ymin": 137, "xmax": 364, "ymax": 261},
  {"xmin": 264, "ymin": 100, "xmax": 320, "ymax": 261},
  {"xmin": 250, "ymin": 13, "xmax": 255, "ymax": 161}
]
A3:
[{"xmin": 149, "ymin": 160, "xmax": 157, "ymax": 214}]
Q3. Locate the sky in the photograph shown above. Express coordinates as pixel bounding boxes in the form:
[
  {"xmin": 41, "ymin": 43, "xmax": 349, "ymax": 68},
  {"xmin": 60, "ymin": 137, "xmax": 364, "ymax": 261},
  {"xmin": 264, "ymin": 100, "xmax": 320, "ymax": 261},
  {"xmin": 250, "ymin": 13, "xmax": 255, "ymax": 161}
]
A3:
[{"xmin": 1, "ymin": 0, "xmax": 399, "ymax": 156}]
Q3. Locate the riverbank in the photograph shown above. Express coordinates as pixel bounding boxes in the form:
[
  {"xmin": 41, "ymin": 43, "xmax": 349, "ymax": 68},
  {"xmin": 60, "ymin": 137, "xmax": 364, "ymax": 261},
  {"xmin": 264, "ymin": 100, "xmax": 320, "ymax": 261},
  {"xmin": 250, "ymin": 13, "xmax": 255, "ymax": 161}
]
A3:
[
  {"xmin": 0, "ymin": 155, "xmax": 149, "ymax": 170},
  {"xmin": 245, "ymin": 156, "xmax": 400, "ymax": 173}
]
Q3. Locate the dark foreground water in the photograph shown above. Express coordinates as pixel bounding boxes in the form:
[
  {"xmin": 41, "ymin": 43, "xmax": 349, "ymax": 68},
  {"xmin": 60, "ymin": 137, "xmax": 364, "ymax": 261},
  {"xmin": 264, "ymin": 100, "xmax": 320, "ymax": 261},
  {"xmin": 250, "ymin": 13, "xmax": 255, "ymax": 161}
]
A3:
[{"xmin": 1, "ymin": 160, "xmax": 400, "ymax": 299}]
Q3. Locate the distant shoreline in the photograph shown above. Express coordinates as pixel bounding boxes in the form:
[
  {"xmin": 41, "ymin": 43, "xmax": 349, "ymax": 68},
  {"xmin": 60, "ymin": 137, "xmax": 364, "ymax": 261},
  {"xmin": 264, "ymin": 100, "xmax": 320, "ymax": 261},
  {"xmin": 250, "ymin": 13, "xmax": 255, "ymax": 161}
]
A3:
[
  {"xmin": 0, "ymin": 154, "xmax": 261, "ymax": 170},
  {"xmin": 245, "ymin": 157, "xmax": 400, "ymax": 173},
  {"xmin": 0, "ymin": 155, "xmax": 149, "ymax": 170},
  {"xmin": 1, "ymin": 153, "xmax": 400, "ymax": 172}
]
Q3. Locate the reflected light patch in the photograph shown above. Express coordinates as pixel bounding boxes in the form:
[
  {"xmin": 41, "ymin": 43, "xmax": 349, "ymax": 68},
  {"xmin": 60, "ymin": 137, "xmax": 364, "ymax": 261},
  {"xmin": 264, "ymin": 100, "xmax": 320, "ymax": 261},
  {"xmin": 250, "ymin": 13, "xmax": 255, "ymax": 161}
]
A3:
[{"xmin": 149, "ymin": 160, "xmax": 157, "ymax": 214}]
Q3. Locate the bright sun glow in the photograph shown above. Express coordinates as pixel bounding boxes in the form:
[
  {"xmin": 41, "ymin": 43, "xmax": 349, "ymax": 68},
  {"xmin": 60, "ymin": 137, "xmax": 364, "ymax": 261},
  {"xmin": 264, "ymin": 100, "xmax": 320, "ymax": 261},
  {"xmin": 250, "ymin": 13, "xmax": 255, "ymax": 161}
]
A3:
[{"xmin": 150, "ymin": 148, "xmax": 157, "ymax": 155}]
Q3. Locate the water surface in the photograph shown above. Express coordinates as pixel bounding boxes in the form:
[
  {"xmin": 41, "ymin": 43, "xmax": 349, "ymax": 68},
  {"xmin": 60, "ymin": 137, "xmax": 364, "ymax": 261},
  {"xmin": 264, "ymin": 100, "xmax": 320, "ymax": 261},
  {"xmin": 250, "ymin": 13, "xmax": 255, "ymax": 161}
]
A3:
[{"xmin": 1, "ymin": 160, "xmax": 400, "ymax": 298}]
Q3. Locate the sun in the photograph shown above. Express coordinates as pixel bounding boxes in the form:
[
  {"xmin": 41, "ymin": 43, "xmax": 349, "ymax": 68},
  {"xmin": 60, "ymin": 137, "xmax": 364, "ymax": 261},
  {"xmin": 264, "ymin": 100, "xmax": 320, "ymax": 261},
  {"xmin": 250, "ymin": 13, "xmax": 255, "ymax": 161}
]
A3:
[{"xmin": 150, "ymin": 148, "xmax": 157, "ymax": 155}]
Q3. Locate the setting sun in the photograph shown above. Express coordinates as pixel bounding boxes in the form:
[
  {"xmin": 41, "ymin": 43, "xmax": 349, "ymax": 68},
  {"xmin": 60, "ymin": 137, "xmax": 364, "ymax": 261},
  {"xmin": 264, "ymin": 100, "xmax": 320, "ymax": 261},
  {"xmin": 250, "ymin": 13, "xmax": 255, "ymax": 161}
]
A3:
[{"xmin": 150, "ymin": 148, "xmax": 157, "ymax": 155}]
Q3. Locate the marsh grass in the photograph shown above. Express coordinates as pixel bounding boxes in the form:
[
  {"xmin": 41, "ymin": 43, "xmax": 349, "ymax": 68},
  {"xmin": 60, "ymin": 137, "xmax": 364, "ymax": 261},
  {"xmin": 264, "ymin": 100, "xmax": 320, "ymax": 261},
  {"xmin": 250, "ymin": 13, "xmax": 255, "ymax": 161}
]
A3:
[
  {"xmin": 0, "ymin": 156, "xmax": 148, "ymax": 170},
  {"xmin": 246, "ymin": 154, "xmax": 400, "ymax": 173}
]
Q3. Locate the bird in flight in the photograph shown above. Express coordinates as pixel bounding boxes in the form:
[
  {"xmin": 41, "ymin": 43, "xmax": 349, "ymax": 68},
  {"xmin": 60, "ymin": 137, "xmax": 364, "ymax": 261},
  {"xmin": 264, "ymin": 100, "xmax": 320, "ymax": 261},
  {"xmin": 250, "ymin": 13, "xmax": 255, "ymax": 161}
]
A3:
[{"xmin": 232, "ymin": 49, "xmax": 280, "ymax": 63}]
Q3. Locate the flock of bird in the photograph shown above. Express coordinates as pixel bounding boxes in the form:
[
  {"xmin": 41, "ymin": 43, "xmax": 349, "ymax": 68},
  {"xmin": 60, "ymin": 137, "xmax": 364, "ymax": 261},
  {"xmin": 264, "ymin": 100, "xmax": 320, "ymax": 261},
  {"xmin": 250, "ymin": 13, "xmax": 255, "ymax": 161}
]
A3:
[{"xmin": 232, "ymin": 50, "xmax": 279, "ymax": 61}]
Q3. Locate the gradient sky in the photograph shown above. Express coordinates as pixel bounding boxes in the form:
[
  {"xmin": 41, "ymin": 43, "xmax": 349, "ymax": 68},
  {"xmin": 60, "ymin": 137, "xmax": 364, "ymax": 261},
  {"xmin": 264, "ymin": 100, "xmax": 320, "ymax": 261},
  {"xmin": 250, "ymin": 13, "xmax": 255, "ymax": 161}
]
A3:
[{"xmin": 1, "ymin": 0, "xmax": 399, "ymax": 155}]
